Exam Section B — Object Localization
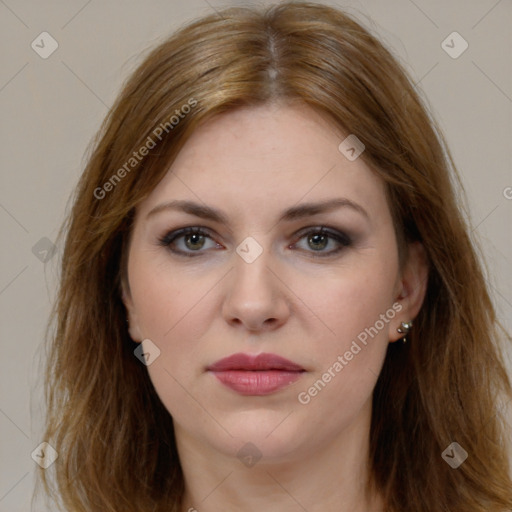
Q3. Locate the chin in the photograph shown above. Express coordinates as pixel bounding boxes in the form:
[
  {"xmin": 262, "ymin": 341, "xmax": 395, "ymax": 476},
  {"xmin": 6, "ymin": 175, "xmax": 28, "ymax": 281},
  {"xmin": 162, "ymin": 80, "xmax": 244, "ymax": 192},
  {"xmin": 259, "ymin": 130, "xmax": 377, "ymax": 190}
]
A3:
[{"xmin": 209, "ymin": 413, "xmax": 310, "ymax": 463}]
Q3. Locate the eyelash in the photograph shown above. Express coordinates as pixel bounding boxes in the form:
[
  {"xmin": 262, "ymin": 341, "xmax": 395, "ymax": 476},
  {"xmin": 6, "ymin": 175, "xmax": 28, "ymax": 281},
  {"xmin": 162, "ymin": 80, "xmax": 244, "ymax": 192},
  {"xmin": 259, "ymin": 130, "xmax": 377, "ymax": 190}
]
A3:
[{"xmin": 157, "ymin": 226, "xmax": 352, "ymax": 259}]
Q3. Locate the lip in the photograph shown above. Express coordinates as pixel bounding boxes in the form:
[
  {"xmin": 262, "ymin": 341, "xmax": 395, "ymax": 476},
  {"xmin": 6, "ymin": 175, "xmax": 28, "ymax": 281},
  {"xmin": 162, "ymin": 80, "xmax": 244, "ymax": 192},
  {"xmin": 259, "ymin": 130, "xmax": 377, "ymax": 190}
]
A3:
[{"xmin": 207, "ymin": 352, "xmax": 305, "ymax": 396}]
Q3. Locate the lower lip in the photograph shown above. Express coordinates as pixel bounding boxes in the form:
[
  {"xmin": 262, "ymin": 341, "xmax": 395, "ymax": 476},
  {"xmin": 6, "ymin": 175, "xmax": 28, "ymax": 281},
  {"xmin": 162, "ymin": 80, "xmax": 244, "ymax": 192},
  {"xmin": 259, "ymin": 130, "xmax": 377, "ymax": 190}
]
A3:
[{"xmin": 209, "ymin": 370, "xmax": 304, "ymax": 395}]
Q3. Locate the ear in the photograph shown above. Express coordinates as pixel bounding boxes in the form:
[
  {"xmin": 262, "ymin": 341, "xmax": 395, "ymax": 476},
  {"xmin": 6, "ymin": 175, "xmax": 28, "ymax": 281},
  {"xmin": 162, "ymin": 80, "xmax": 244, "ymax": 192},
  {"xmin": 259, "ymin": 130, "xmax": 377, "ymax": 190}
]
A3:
[
  {"xmin": 120, "ymin": 277, "xmax": 143, "ymax": 343},
  {"xmin": 388, "ymin": 241, "xmax": 429, "ymax": 343}
]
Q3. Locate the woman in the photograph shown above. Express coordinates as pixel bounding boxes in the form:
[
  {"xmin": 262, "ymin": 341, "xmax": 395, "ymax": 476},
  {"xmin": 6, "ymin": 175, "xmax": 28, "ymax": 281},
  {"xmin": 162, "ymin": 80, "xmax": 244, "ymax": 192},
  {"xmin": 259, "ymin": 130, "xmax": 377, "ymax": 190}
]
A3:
[{"xmin": 37, "ymin": 2, "xmax": 512, "ymax": 511}]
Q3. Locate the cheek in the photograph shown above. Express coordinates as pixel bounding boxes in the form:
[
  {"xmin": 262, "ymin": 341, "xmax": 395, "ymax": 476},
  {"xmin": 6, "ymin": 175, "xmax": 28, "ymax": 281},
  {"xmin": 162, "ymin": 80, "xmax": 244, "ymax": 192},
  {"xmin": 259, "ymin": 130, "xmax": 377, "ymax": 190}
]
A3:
[
  {"xmin": 293, "ymin": 259, "xmax": 398, "ymax": 409},
  {"xmin": 128, "ymin": 260, "xmax": 215, "ymax": 423},
  {"xmin": 128, "ymin": 248, "xmax": 211, "ymax": 340},
  {"xmin": 302, "ymin": 257, "xmax": 398, "ymax": 349}
]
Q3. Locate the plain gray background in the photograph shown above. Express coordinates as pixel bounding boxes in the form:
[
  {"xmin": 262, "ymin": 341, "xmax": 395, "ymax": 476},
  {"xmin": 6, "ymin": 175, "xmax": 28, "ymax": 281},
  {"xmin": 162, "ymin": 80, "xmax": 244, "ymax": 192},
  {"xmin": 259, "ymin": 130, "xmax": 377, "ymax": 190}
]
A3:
[{"xmin": 0, "ymin": 1, "xmax": 511, "ymax": 510}]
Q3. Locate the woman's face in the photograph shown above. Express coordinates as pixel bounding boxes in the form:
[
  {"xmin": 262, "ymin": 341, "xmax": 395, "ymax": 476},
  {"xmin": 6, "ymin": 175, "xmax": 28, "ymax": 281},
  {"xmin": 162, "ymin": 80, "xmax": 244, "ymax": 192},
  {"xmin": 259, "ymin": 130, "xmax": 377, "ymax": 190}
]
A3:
[{"xmin": 122, "ymin": 103, "xmax": 424, "ymax": 463}]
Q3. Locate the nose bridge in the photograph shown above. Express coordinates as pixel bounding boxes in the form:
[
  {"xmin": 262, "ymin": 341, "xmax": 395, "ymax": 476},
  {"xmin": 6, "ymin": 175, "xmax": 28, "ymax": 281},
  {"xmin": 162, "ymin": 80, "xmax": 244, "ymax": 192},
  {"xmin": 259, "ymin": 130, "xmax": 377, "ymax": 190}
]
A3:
[
  {"xmin": 222, "ymin": 234, "xmax": 289, "ymax": 330},
  {"xmin": 232, "ymin": 235, "xmax": 276, "ymax": 299}
]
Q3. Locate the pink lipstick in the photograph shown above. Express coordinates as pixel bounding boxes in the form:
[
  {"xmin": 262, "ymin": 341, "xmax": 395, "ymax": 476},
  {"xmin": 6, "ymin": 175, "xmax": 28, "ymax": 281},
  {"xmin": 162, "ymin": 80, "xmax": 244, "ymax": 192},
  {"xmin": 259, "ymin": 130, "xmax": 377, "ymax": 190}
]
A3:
[{"xmin": 207, "ymin": 352, "xmax": 305, "ymax": 396}]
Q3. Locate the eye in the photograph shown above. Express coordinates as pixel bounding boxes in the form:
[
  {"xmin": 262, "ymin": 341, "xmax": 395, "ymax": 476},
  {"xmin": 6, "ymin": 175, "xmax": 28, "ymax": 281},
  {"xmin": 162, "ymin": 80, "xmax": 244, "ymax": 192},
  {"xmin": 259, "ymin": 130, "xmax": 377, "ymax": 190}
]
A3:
[
  {"xmin": 158, "ymin": 227, "xmax": 219, "ymax": 257},
  {"xmin": 291, "ymin": 226, "xmax": 352, "ymax": 257},
  {"xmin": 157, "ymin": 225, "xmax": 352, "ymax": 258}
]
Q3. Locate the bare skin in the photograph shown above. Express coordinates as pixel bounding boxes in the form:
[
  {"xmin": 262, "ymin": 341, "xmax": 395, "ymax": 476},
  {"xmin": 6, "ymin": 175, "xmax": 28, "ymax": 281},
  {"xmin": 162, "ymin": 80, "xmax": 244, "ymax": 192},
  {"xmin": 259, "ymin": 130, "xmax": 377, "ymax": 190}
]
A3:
[{"xmin": 122, "ymin": 103, "xmax": 428, "ymax": 511}]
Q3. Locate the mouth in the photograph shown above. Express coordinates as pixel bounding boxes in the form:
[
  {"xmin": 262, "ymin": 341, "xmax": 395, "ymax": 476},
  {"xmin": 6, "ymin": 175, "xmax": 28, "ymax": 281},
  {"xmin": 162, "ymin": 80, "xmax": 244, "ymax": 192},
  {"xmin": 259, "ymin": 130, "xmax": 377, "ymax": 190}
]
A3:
[{"xmin": 206, "ymin": 352, "xmax": 305, "ymax": 396}]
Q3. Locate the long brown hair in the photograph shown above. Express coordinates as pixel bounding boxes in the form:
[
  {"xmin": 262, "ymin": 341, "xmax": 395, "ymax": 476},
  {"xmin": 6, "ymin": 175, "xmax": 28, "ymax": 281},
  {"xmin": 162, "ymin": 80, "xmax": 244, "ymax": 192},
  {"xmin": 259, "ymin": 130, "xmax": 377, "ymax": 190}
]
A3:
[{"xmin": 37, "ymin": 2, "xmax": 512, "ymax": 511}]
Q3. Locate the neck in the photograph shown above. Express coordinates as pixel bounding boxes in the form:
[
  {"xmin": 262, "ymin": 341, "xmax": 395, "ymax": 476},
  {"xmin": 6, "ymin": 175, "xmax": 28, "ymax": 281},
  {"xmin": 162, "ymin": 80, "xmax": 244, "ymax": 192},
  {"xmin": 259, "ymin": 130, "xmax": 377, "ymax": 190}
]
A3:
[{"xmin": 175, "ymin": 399, "xmax": 384, "ymax": 512}]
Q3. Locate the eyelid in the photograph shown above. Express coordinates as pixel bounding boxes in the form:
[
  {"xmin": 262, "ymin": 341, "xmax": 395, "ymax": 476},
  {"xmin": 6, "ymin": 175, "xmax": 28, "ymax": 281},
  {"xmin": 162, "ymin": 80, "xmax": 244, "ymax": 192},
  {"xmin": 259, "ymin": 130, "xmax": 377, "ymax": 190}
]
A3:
[
  {"xmin": 157, "ymin": 226, "xmax": 218, "ymax": 253},
  {"xmin": 292, "ymin": 225, "xmax": 352, "ymax": 246},
  {"xmin": 157, "ymin": 224, "xmax": 353, "ymax": 258}
]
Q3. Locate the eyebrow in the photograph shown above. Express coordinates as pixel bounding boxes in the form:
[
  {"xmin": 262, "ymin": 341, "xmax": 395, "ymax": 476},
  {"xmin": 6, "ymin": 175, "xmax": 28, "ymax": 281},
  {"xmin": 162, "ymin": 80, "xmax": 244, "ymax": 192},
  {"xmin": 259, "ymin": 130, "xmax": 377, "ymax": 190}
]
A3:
[{"xmin": 146, "ymin": 197, "xmax": 369, "ymax": 224}]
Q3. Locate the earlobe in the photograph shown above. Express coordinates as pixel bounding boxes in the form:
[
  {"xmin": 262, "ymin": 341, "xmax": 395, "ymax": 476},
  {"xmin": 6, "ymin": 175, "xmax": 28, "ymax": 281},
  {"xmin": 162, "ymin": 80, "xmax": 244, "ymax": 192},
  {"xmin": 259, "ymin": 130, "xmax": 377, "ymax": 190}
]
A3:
[{"xmin": 389, "ymin": 241, "xmax": 429, "ymax": 343}]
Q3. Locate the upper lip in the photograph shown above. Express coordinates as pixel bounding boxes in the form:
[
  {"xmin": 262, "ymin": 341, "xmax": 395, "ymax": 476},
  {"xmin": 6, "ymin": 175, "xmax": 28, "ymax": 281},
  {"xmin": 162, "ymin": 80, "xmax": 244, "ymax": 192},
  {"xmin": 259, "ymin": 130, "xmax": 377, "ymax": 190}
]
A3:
[{"xmin": 207, "ymin": 352, "xmax": 304, "ymax": 372}]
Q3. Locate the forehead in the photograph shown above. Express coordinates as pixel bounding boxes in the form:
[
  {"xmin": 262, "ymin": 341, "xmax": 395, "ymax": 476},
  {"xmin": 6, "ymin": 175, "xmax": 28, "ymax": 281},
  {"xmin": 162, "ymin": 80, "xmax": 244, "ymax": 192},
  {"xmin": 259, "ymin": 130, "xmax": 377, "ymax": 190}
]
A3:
[{"xmin": 136, "ymin": 104, "xmax": 389, "ymax": 226}]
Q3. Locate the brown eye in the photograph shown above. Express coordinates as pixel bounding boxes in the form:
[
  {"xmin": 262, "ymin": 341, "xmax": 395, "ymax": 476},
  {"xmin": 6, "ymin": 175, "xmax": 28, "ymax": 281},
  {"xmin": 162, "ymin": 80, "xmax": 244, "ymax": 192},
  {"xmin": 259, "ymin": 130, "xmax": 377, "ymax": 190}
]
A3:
[
  {"xmin": 158, "ymin": 227, "xmax": 219, "ymax": 257},
  {"xmin": 307, "ymin": 232, "xmax": 329, "ymax": 251},
  {"xmin": 293, "ymin": 227, "xmax": 352, "ymax": 257},
  {"xmin": 184, "ymin": 233, "xmax": 207, "ymax": 251}
]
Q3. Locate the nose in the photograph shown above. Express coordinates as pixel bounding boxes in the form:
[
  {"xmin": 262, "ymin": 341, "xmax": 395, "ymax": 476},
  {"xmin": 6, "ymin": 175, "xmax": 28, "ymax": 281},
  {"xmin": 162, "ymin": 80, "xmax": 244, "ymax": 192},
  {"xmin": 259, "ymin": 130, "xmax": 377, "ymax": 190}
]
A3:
[{"xmin": 221, "ymin": 246, "xmax": 291, "ymax": 333}]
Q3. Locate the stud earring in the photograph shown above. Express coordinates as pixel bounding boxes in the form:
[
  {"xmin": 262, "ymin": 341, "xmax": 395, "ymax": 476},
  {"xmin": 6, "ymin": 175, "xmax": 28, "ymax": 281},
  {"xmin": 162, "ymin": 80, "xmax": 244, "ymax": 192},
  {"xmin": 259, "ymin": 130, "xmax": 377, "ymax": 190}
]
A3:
[{"xmin": 397, "ymin": 321, "xmax": 413, "ymax": 343}]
